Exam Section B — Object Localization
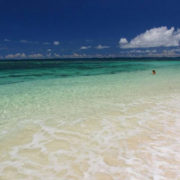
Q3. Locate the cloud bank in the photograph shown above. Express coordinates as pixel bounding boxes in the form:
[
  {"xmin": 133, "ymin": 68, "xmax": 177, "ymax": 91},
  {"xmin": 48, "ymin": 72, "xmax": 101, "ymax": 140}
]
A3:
[
  {"xmin": 28, "ymin": 53, "xmax": 44, "ymax": 58},
  {"xmin": 4, "ymin": 53, "xmax": 45, "ymax": 59},
  {"xmin": 5, "ymin": 53, "xmax": 26, "ymax": 59},
  {"xmin": 119, "ymin": 26, "xmax": 180, "ymax": 48}
]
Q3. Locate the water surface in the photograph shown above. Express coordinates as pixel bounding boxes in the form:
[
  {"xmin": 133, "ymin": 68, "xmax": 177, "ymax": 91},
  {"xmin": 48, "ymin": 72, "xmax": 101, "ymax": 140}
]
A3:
[{"xmin": 0, "ymin": 59, "xmax": 180, "ymax": 180}]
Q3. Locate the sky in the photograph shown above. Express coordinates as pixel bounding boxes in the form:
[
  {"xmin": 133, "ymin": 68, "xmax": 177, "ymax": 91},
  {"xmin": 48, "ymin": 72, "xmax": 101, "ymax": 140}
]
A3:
[{"xmin": 1, "ymin": 0, "xmax": 180, "ymax": 59}]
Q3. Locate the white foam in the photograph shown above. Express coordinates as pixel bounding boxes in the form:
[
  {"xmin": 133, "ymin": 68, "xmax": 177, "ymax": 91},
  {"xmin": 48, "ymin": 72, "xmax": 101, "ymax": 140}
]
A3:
[{"xmin": 1, "ymin": 93, "xmax": 180, "ymax": 179}]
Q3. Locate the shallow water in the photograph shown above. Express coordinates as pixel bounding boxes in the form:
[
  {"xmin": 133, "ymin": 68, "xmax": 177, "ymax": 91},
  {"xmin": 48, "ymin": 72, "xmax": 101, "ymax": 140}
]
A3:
[{"xmin": 0, "ymin": 59, "xmax": 180, "ymax": 180}]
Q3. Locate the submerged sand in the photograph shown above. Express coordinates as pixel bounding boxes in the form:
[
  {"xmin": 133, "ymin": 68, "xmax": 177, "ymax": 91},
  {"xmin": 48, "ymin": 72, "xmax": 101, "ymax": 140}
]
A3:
[{"xmin": 0, "ymin": 60, "xmax": 180, "ymax": 179}]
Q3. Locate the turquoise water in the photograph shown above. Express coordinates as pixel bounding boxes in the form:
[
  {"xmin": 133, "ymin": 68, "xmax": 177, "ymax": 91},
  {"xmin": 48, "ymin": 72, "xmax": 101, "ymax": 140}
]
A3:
[
  {"xmin": 1, "ymin": 59, "xmax": 180, "ymax": 85},
  {"xmin": 0, "ymin": 59, "xmax": 180, "ymax": 179}
]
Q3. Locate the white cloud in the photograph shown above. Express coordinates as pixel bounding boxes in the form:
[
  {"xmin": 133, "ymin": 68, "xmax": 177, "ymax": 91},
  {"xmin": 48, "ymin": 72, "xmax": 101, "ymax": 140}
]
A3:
[
  {"xmin": 4, "ymin": 53, "xmax": 45, "ymax": 59},
  {"xmin": 119, "ymin": 38, "xmax": 128, "ymax": 44},
  {"xmin": 127, "ymin": 49, "xmax": 157, "ymax": 54},
  {"xmin": 119, "ymin": 26, "xmax": 180, "ymax": 48},
  {"xmin": 28, "ymin": 53, "xmax": 44, "ymax": 59},
  {"xmin": 119, "ymin": 48, "xmax": 180, "ymax": 57},
  {"xmin": 80, "ymin": 46, "xmax": 91, "ymax": 50},
  {"xmin": 5, "ymin": 53, "xmax": 26, "ymax": 59},
  {"xmin": 53, "ymin": 41, "xmax": 60, "ymax": 45},
  {"xmin": 96, "ymin": 44, "xmax": 110, "ymax": 49},
  {"xmin": 47, "ymin": 49, "xmax": 52, "ymax": 52}
]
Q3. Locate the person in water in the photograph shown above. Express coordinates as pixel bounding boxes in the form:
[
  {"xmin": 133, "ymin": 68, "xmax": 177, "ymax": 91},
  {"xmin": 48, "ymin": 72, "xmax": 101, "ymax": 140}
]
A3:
[{"xmin": 152, "ymin": 70, "xmax": 156, "ymax": 75}]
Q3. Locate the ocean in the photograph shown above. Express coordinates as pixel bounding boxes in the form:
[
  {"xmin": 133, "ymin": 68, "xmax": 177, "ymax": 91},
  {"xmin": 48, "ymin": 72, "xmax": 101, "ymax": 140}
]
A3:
[{"xmin": 0, "ymin": 58, "xmax": 180, "ymax": 180}]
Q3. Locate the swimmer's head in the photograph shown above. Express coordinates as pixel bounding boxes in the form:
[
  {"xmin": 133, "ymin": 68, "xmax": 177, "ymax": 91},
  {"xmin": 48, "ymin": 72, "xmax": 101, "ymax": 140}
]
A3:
[{"xmin": 152, "ymin": 70, "xmax": 156, "ymax": 75}]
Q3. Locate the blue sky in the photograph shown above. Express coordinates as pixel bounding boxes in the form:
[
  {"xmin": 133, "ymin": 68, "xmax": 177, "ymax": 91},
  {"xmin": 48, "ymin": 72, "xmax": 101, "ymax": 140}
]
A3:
[{"xmin": 1, "ymin": 0, "xmax": 180, "ymax": 59}]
